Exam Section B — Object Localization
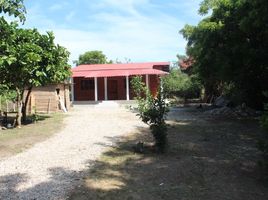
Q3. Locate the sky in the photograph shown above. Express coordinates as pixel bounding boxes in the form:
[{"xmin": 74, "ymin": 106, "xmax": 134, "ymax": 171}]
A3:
[{"xmin": 20, "ymin": 0, "xmax": 203, "ymax": 66}]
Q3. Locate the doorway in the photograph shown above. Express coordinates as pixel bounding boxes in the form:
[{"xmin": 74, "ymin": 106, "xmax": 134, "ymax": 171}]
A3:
[{"xmin": 108, "ymin": 80, "xmax": 118, "ymax": 100}]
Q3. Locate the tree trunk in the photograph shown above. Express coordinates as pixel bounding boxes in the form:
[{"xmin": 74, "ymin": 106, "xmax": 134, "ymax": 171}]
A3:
[
  {"xmin": 15, "ymin": 88, "xmax": 22, "ymax": 128},
  {"xmin": 22, "ymin": 87, "xmax": 32, "ymax": 122}
]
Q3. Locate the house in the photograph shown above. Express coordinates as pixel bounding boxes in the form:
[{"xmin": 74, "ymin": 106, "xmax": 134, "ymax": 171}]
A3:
[
  {"xmin": 71, "ymin": 62, "xmax": 169, "ymax": 101},
  {"xmin": 26, "ymin": 83, "xmax": 71, "ymax": 114}
]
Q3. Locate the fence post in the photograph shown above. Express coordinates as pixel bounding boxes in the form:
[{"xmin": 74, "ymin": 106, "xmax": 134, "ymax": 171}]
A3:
[{"xmin": 47, "ymin": 98, "xmax": 51, "ymax": 114}]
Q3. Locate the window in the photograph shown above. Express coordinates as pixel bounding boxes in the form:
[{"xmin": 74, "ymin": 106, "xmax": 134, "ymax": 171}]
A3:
[
  {"xmin": 81, "ymin": 80, "xmax": 94, "ymax": 90},
  {"xmin": 56, "ymin": 88, "xmax": 60, "ymax": 95}
]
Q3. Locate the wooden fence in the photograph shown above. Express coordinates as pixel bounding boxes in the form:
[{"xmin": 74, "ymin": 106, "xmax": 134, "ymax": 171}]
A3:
[{"xmin": 0, "ymin": 98, "xmax": 17, "ymax": 113}]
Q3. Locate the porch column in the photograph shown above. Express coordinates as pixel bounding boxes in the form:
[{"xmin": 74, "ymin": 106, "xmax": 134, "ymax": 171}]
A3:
[
  {"xmin": 146, "ymin": 74, "xmax": 149, "ymax": 88},
  {"xmin": 126, "ymin": 76, "xmax": 130, "ymax": 100},
  {"xmin": 104, "ymin": 77, "xmax": 108, "ymax": 100},
  {"xmin": 71, "ymin": 77, "xmax": 74, "ymax": 102},
  {"xmin": 94, "ymin": 77, "xmax": 98, "ymax": 101},
  {"xmin": 160, "ymin": 76, "xmax": 163, "ymax": 93}
]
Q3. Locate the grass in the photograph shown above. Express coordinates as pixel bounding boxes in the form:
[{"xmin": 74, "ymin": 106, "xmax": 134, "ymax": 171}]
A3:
[
  {"xmin": 0, "ymin": 113, "xmax": 65, "ymax": 159},
  {"xmin": 68, "ymin": 108, "xmax": 268, "ymax": 200}
]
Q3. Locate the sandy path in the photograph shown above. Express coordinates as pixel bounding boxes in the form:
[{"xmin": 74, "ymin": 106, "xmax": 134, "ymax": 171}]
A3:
[{"xmin": 0, "ymin": 106, "xmax": 145, "ymax": 200}]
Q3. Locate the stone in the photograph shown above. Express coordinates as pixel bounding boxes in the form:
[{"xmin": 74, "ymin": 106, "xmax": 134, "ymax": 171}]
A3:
[{"xmin": 214, "ymin": 96, "xmax": 231, "ymax": 107}]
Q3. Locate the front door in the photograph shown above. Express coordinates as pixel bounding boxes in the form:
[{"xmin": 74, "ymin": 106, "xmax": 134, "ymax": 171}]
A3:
[{"xmin": 108, "ymin": 80, "xmax": 118, "ymax": 100}]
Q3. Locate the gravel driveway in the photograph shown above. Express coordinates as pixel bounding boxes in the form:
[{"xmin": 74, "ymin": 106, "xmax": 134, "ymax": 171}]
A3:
[{"xmin": 0, "ymin": 105, "xmax": 146, "ymax": 200}]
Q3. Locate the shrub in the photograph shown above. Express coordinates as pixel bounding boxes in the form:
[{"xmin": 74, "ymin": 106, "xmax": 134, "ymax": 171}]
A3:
[
  {"xmin": 131, "ymin": 76, "xmax": 169, "ymax": 153},
  {"xmin": 162, "ymin": 68, "xmax": 202, "ymax": 99}
]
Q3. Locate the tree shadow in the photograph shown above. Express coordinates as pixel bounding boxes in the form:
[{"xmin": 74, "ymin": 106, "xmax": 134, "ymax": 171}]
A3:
[
  {"xmin": 0, "ymin": 113, "xmax": 52, "ymax": 128},
  {"xmin": 68, "ymin": 107, "xmax": 268, "ymax": 200},
  {"xmin": 0, "ymin": 166, "xmax": 95, "ymax": 200},
  {"xmin": 1, "ymin": 107, "xmax": 268, "ymax": 200},
  {"xmin": 0, "ymin": 173, "xmax": 28, "ymax": 199}
]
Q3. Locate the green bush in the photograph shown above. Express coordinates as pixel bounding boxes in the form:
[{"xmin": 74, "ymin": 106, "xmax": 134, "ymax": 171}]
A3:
[
  {"xmin": 131, "ymin": 76, "xmax": 169, "ymax": 153},
  {"xmin": 0, "ymin": 85, "xmax": 16, "ymax": 111},
  {"xmin": 162, "ymin": 69, "xmax": 202, "ymax": 99}
]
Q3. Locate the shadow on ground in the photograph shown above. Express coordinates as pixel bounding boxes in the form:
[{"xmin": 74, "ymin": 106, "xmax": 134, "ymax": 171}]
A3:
[
  {"xmin": 1, "ymin": 107, "xmax": 268, "ymax": 200},
  {"xmin": 0, "ymin": 166, "xmax": 89, "ymax": 199},
  {"xmin": 67, "ymin": 107, "xmax": 268, "ymax": 200}
]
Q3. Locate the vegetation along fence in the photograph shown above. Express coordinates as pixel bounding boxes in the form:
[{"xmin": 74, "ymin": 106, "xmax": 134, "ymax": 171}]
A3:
[{"xmin": 0, "ymin": 97, "xmax": 17, "ymax": 113}]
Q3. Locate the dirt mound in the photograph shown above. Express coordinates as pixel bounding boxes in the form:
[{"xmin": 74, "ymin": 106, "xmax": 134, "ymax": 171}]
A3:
[{"xmin": 204, "ymin": 105, "xmax": 260, "ymax": 118}]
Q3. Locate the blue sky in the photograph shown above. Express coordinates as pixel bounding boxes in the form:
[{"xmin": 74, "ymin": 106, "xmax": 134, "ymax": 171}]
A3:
[{"xmin": 21, "ymin": 0, "xmax": 203, "ymax": 65}]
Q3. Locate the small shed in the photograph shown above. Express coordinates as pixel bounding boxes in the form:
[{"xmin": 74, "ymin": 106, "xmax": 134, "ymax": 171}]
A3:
[{"xmin": 27, "ymin": 83, "xmax": 71, "ymax": 114}]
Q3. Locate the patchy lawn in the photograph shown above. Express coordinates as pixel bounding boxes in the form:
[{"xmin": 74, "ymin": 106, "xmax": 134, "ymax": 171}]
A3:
[
  {"xmin": 0, "ymin": 113, "xmax": 65, "ymax": 159},
  {"xmin": 68, "ymin": 107, "xmax": 268, "ymax": 200}
]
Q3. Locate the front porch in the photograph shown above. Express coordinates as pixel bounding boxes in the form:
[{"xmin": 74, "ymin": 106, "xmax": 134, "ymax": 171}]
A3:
[
  {"xmin": 71, "ymin": 75, "xmax": 159, "ymax": 102},
  {"xmin": 72, "ymin": 100, "xmax": 138, "ymax": 108}
]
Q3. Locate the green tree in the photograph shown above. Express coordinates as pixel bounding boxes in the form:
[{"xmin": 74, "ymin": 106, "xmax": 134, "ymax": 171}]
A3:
[
  {"xmin": 181, "ymin": 0, "xmax": 268, "ymax": 109},
  {"xmin": 74, "ymin": 50, "xmax": 112, "ymax": 65},
  {"xmin": 0, "ymin": 20, "xmax": 70, "ymax": 127},
  {"xmin": 0, "ymin": 0, "xmax": 25, "ymax": 115},
  {"xmin": 162, "ymin": 68, "xmax": 202, "ymax": 99},
  {"xmin": 0, "ymin": 0, "xmax": 26, "ymax": 22}
]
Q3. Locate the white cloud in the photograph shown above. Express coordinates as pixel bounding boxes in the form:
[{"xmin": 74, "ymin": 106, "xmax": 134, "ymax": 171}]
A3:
[
  {"xmin": 53, "ymin": 11, "xmax": 186, "ymax": 65},
  {"xmin": 49, "ymin": 4, "xmax": 63, "ymax": 11},
  {"xmin": 168, "ymin": 0, "xmax": 203, "ymax": 24},
  {"xmin": 65, "ymin": 11, "xmax": 76, "ymax": 22},
  {"xmin": 23, "ymin": 0, "xmax": 202, "ymax": 66},
  {"xmin": 24, "ymin": 4, "xmax": 57, "ymax": 29},
  {"xmin": 96, "ymin": 0, "xmax": 149, "ymax": 14}
]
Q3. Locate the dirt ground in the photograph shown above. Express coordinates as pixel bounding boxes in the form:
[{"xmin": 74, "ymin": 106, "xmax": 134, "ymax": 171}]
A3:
[
  {"xmin": 68, "ymin": 106, "xmax": 268, "ymax": 200},
  {"xmin": 0, "ymin": 113, "xmax": 64, "ymax": 159}
]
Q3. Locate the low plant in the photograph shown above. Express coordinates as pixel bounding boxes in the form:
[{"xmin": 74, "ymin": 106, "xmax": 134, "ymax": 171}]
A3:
[
  {"xmin": 30, "ymin": 106, "xmax": 40, "ymax": 123},
  {"xmin": 131, "ymin": 76, "xmax": 169, "ymax": 153}
]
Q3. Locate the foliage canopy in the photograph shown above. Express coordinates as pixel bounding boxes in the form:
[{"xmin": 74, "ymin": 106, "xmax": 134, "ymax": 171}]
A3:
[
  {"xmin": 0, "ymin": 12, "xmax": 70, "ymax": 126},
  {"xmin": 0, "ymin": 0, "xmax": 26, "ymax": 22},
  {"xmin": 74, "ymin": 50, "xmax": 112, "ymax": 65},
  {"xmin": 181, "ymin": 0, "xmax": 268, "ymax": 109},
  {"xmin": 0, "ymin": 20, "xmax": 70, "ymax": 90}
]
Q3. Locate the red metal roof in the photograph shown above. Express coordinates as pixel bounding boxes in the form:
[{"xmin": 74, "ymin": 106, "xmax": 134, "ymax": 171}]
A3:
[
  {"xmin": 179, "ymin": 58, "xmax": 194, "ymax": 70},
  {"xmin": 72, "ymin": 62, "xmax": 169, "ymax": 78}
]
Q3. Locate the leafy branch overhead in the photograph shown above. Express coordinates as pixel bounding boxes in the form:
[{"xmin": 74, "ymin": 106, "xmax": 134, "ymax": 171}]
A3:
[
  {"xmin": 0, "ymin": 0, "xmax": 26, "ymax": 22},
  {"xmin": 0, "ymin": 21, "xmax": 71, "ymax": 89},
  {"xmin": 181, "ymin": 0, "xmax": 268, "ymax": 109}
]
